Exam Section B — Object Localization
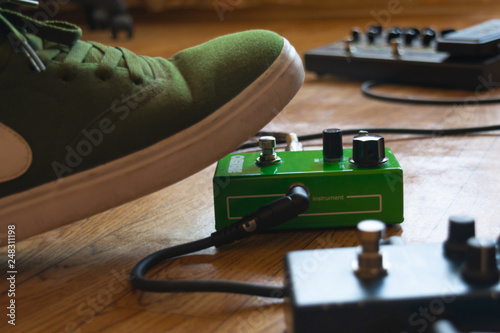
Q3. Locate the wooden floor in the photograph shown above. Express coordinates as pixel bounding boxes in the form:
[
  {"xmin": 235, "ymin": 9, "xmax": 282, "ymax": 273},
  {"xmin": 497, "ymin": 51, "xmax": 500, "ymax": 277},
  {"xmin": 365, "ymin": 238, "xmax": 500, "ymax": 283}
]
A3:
[{"xmin": 2, "ymin": 7, "xmax": 500, "ymax": 333}]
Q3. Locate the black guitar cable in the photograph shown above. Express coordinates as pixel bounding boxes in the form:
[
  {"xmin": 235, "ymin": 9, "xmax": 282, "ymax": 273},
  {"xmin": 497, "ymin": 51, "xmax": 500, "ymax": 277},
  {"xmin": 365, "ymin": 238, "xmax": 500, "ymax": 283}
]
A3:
[
  {"xmin": 236, "ymin": 125, "xmax": 500, "ymax": 150},
  {"xmin": 130, "ymin": 184, "xmax": 310, "ymax": 298},
  {"xmin": 361, "ymin": 80, "xmax": 500, "ymax": 105}
]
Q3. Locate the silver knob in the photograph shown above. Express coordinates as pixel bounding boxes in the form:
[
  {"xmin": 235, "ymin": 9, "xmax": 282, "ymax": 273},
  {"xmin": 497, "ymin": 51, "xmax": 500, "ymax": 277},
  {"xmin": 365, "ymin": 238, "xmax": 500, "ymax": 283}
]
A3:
[
  {"xmin": 353, "ymin": 220, "xmax": 388, "ymax": 279},
  {"xmin": 256, "ymin": 136, "xmax": 281, "ymax": 166}
]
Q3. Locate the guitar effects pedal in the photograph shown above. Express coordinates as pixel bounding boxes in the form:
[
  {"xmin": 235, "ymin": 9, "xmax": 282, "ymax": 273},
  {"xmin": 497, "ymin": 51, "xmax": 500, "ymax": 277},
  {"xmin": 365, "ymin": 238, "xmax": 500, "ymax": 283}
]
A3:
[
  {"xmin": 285, "ymin": 217, "xmax": 500, "ymax": 333},
  {"xmin": 213, "ymin": 129, "xmax": 404, "ymax": 231},
  {"xmin": 305, "ymin": 20, "xmax": 500, "ymax": 89}
]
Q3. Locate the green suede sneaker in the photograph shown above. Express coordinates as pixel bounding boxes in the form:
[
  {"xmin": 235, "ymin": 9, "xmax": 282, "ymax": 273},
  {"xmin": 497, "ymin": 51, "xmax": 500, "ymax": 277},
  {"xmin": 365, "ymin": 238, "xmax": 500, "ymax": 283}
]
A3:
[{"xmin": 0, "ymin": 5, "xmax": 304, "ymax": 240}]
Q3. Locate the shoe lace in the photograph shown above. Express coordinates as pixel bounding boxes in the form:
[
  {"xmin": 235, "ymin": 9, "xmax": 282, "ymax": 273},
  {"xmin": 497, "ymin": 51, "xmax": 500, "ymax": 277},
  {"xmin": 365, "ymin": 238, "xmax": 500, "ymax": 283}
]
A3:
[{"xmin": 0, "ymin": 4, "xmax": 146, "ymax": 84}]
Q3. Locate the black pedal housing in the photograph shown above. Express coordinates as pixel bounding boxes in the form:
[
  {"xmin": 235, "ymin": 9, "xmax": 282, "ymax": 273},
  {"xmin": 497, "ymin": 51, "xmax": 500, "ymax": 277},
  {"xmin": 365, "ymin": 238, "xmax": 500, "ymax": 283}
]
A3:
[
  {"xmin": 284, "ymin": 242, "xmax": 500, "ymax": 333},
  {"xmin": 305, "ymin": 20, "xmax": 500, "ymax": 90}
]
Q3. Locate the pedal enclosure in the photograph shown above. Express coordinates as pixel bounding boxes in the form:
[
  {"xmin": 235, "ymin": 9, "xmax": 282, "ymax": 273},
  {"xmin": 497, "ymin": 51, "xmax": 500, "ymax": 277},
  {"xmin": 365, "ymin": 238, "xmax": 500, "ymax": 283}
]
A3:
[
  {"xmin": 213, "ymin": 148, "xmax": 403, "ymax": 231},
  {"xmin": 305, "ymin": 42, "xmax": 500, "ymax": 90},
  {"xmin": 284, "ymin": 243, "xmax": 500, "ymax": 333},
  {"xmin": 304, "ymin": 21, "xmax": 500, "ymax": 90}
]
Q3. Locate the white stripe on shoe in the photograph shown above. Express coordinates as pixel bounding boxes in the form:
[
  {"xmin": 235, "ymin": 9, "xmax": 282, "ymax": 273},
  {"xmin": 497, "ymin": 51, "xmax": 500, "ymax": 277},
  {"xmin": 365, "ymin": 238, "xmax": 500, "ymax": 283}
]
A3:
[{"xmin": 0, "ymin": 122, "xmax": 32, "ymax": 182}]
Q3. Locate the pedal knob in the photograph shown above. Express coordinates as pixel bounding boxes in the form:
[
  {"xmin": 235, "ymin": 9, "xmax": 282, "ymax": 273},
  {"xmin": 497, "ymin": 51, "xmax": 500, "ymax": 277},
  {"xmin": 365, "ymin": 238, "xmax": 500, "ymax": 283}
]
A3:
[
  {"xmin": 367, "ymin": 30, "xmax": 377, "ymax": 44},
  {"xmin": 351, "ymin": 28, "xmax": 361, "ymax": 42},
  {"xmin": 350, "ymin": 131, "xmax": 388, "ymax": 167},
  {"xmin": 256, "ymin": 136, "xmax": 281, "ymax": 166},
  {"xmin": 403, "ymin": 28, "xmax": 420, "ymax": 46},
  {"xmin": 367, "ymin": 26, "xmax": 381, "ymax": 44},
  {"xmin": 353, "ymin": 220, "xmax": 388, "ymax": 279},
  {"xmin": 322, "ymin": 128, "xmax": 343, "ymax": 163},
  {"xmin": 387, "ymin": 27, "xmax": 402, "ymax": 42},
  {"xmin": 444, "ymin": 215, "xmax": 476, "ymax": 259},
  {"xmin": 422, "ymin": 27, "xmax": 436, "ymax": 46},
  {"xmin": 461, "ymin": 238, "xmax": 500, "ymax": 285}
]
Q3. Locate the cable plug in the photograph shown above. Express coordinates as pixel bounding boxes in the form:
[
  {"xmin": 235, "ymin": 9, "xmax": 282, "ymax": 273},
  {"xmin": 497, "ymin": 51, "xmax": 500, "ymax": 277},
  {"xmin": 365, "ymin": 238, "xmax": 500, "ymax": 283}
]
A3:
[
  {"xmin": 285, "ymin": 133, "xmax": 304, "ymax": 151},
  {"xmin": 211, "ymin": 184, "xmax": 310, "ymax": 247}
]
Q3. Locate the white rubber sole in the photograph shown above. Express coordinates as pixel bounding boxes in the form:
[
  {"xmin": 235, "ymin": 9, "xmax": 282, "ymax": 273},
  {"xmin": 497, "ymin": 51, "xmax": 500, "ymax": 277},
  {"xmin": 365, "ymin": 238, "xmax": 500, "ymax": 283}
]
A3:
[{"xmin": 0, "ymin": 38, "xmax": 305, "ymax": 241}]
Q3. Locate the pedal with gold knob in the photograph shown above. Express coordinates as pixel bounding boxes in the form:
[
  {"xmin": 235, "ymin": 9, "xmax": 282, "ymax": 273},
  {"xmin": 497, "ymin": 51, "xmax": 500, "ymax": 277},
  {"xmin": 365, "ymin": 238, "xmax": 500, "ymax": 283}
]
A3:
[{"xmin": 284, "ymin": 217, "xmax": 500, "ymax": 333}]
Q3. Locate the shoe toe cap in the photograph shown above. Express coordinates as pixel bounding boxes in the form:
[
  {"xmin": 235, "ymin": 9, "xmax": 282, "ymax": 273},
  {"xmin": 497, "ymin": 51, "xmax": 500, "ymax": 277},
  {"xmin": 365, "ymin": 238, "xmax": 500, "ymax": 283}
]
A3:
[{"xmin": 170, "ymin": 30, "xmax": 285, "ymax": 112}]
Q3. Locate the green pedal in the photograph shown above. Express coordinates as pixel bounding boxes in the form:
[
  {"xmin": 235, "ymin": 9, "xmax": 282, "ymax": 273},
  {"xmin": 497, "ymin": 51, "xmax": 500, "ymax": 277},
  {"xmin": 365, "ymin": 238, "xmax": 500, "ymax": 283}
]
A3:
[{"xmin": 213, "ymin": 129, "xmax": 404, "ymax": 230}]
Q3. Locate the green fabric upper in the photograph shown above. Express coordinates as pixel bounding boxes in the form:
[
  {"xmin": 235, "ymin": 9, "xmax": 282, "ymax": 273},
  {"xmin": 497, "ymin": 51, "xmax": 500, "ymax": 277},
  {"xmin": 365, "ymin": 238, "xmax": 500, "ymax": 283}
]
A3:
[{"xmin": 0, "ymin": 7, "xmax": 284, "ymax": 197}]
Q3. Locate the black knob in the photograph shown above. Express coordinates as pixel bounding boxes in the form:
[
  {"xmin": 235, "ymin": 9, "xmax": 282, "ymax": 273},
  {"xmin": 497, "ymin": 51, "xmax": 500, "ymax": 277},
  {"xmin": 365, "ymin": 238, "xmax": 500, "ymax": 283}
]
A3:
[
  {"xmin": 351, "ymin": 28, "xmax": 361, "ymax": 42},
  {"xmin": 323, "ymin": 128, "xmax": 343, "ymax": 163},
  {"xmin": 349, "ymin": 131, "xmax": 388, "ymax": 167},
  {"xmin": 367, "ymin": 30, "xmax": 377, "ymax": 44},
  {"xmin": 461, "ymin": 238, "xmax": 500, "ymax": 285},
  {"xmin": 387, "ymin": 27, "xmax": 402, "ymax": 43},
  {"xmin": 367, "ymin": 25, "xmax": 382, "ymax": 44},
  {"xmin": 444, "ymin": 215, "xmax": 476, "ymax": 260},
  {"xmin": 403, "ymin": 28, "xmax": 419, "ymax": 46},
  {"xmin": 422, "ymin": 28, "xmax": 436, "ymax": 46}
]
